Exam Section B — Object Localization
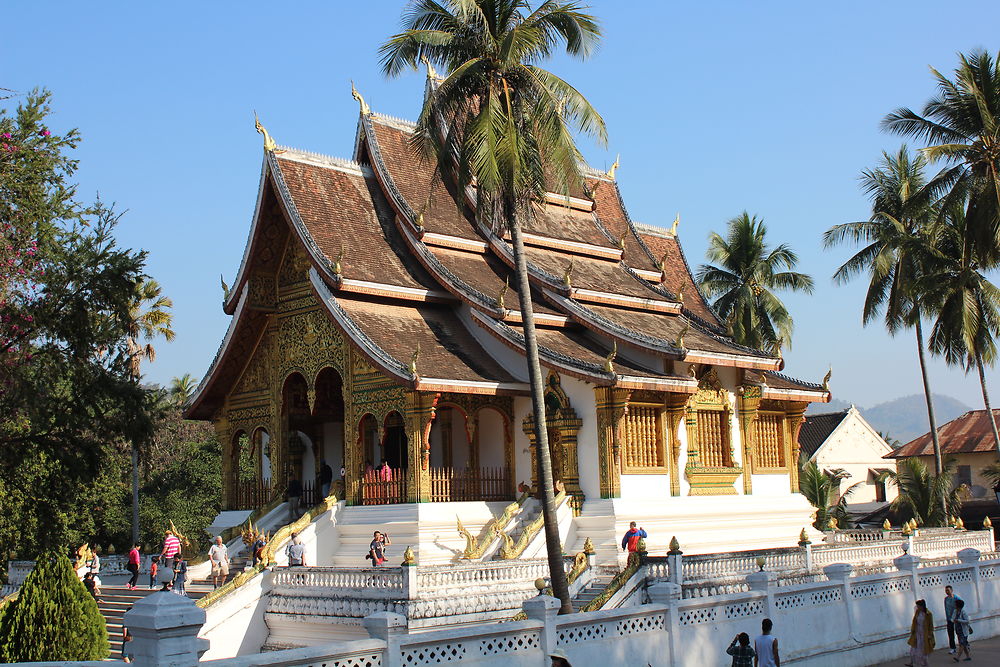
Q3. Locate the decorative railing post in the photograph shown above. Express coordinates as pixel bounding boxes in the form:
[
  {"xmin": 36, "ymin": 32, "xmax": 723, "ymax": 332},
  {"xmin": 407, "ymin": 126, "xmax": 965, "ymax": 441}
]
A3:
[
  {"xmin": 522, "ymin": 593, "xmax": 560, "ymax": 656},
  {"xmin": 648, "ymin": 582, "xmax": 682, "ymax": 664},
  {"xmin": 746, "ymin": 560, "xmax": 775, "ymax": 618},
  {"xmin": 957, "ymin": 548, "xmax": 982, "ymax": 612},
  {"xmin": 799, "ymin": 528, "xmax": 813, "ymax": 571},
  {"xmin": 363, "ymin": 611, "xmax": 408, "ymax": 667},
  {"xmin": 823, "ymin": 563, "xmax": 854, "ymax": 639},
  {"xmin": 123, "ymin": 590, "xmax": 208, "ymax": 666},
  {"xmin": 667, "ymin": 537, "xmax": 683, "ymax": 586},
  {"xmin": 401, "ymin": 547, "xmax": 417, "ymax": 599},
  {"xmin": 893, "ymin": 551, "xmax": 921, "ymax": 603}
]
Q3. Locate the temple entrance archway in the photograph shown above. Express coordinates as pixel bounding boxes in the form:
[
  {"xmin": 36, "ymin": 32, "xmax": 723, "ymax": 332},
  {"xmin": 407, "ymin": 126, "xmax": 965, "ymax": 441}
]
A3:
[{"xmin": 281, "ymin": 368, "xmax": 345, "ymax": 506}]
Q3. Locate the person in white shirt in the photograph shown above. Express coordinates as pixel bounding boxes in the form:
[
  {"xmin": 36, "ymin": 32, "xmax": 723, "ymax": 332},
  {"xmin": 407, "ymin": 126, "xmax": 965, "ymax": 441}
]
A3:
[
  {"xmin": 208, "ymin": 536, "xmax": 230, "ymax": 589},
  {"xmin": 754, "ymin": 618, "xmax": 779, "ymax": 667}
]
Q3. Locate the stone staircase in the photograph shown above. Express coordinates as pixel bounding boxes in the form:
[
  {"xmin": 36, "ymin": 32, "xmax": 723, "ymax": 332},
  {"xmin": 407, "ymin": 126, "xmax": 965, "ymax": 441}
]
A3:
[
  {"xmin": 570, "ymin": 572, "xmax": 616, "ymax": 612},
  {"xmin": 188, "ymin": 557, "xmax": 248, "ymax": 589},
  {"xmin": 96, "ymin": 585, "xmax": 209, "ymax": 656}
]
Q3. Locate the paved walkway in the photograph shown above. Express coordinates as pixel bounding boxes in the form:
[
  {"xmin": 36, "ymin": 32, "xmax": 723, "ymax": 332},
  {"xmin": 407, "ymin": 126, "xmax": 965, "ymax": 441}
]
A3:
[{"xmin": 872, "ymin": 634, "xmax": 1000, "ymax": 665}]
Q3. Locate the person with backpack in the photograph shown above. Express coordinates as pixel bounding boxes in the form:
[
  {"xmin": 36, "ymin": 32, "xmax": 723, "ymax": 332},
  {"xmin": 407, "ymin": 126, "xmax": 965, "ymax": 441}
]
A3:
[
  {"xmin": 286, "ymin": 533, "xmax": 306, "ymax": 567},
  {"xmin": 951, "ymin": 598, "xmax": 972, "ymax": 661}
]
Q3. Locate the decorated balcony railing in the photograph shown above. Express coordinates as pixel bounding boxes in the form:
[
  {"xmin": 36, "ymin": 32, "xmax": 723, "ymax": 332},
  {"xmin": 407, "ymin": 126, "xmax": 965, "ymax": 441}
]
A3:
[
  {"xmin": 232, "ymin": 478, "xmax": 273, "ymax": 510},
  {"xmin": 361, "ymin": 468, "xmax": 408, "ymax": 505},
  {"xmin": 430, "ymin": 466, "xmax": 511, "ymax": 502}
]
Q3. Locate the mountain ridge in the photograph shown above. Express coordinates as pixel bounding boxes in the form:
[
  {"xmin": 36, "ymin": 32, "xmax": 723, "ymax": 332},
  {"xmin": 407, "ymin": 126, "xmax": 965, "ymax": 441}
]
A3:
[{"xmin": 806, "ymin": 393, "xmax": 974, "ymax": 445}]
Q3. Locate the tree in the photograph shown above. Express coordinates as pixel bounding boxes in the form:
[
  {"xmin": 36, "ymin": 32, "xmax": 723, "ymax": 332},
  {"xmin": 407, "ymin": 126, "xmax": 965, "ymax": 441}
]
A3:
[
  {"xmin": 0, "ymin": 555, "xmax": 108, "ymax": 662},
  {"xmin": 824, "ymin": 147, "xmax": 947, "ymax": 474},
  {"xmin": 882, "ymin": 49, "xmax": 1000, "ymax": 268},
  {"xmin": 124, "ymin": 278, "xmax": 175, "ymax": 546},
  {"xmin": 169, "ymin": 373, "xmax": 198, "ymax": 406},
  {"xmin": 695, "ymin": 212, "xmax": 813, "ymax": 353},
  {"xmin": 799, "ymin": 459, "xmax": 860, "ymax": 530},
  {"xmin": 879, "ymin": 457, "xmax": 961, "ymax": 527},
  {"xmin": 922, "ymin": 203, "xmax": 1000, "ymax": 455},
  {"xmin": 380, "ymin": 0, "xmax": 606, "ymax": 614}
]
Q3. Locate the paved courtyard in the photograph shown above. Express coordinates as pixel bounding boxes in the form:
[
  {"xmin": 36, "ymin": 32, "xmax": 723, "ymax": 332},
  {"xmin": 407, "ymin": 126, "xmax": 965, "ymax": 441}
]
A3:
[{"xmin": 873, "ymin": 633, "xmax": 1000, "ymax": 665}]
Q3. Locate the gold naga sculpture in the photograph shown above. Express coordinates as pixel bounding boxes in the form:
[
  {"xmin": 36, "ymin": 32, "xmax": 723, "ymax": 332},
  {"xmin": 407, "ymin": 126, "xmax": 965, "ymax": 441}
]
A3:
[
  {"xmin": 254, "ymin": 112, "xmax": 282, "ymax": 154},
  {"xmin": 822, "ymin": 366, "xmax": 832, "ymax": 392},
  {"xmin": 670, "ymin": 213, "xmax": 680, "ymax": 236},
  {"xmin": 169, "ymin": 520, "xmax": 192, "ymax": 557},
  {"xmin": 605, "ymin": 154, "xmax": 620, "ymax": 180},
  {"xmin": 603, "ymin": 341, "xmax": 617, "ymax": 374},
  {"xmin": 351, "ymin": 80, "xmax": 371, "ymax": 116}
]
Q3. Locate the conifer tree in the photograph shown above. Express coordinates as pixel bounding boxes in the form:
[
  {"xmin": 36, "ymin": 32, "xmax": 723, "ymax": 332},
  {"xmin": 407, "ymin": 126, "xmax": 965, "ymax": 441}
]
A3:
[{"xmin": 0, "ymin": 554, "xmax": 108, "ymax": 662}]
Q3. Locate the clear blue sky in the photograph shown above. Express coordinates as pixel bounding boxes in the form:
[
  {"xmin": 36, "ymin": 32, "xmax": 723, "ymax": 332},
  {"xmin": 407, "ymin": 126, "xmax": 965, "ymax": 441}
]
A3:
[{"xmin": 4, "ymin": 1, "xmax": 1000, "ymax": 413}]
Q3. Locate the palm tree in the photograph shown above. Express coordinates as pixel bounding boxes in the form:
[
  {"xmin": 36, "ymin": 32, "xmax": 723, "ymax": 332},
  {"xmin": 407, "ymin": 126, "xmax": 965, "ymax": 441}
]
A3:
[
  {"xmin": 124, "ymin": 278, "xmax": 175, "ymax": 545},
  {"xmin": 882, "ymin": 49, "xmax": 1000, "ymax": 267},
  {"xmin": 923, "ymin": 203, "xmax": 1000, "ymax": 455},
  {"xmin": 380, "ymin": 0, "xmax": 606, "ymax": 614},
  {"xmin": 695, "ymin": 212, "xmax": 813, "ymax": 354},
  {"xmin": 169, "ymin": 373, "xmax": 198, "ymax": 407},
  {"xmin": 799, "ymin": 459, "xmax": 861, "ymax": 530},
  {"xmin": 879, "ymin": 457, "xmax": 961, "ymax": 527},
  {"xmin": 824, "ymin": 147, "xmax": 947, "ymax": 474}
]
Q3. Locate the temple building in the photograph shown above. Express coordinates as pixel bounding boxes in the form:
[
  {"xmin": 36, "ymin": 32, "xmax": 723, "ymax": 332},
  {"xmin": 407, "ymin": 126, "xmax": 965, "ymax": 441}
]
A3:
[{"xmin": 185, "ymin": 83, "xmax": 831, "ymax": 564}]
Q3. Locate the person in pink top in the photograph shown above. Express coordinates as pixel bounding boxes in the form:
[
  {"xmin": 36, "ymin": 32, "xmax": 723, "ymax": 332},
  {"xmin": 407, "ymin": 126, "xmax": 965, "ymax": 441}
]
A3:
[
  {"xmin": 126, "ymin": 544, "xmax": 141, "ymax": 590},
  {"xmin": 161, "ymin": 530, "xmax": 181, "ymax": 572}
]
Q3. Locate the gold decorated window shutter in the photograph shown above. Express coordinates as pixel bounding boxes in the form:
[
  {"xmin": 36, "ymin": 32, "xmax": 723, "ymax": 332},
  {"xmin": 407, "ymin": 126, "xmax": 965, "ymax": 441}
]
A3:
[
  {"xmin": 753, "ymin": 413, "xmax": 786, "ymax": 469},
  {"xmin": 623, "ymin": 404, "xmax": 665, "ymax": 471},
  {"xmin": 696, "ymin": 409, "xmax": 730, "ymax": 467}
]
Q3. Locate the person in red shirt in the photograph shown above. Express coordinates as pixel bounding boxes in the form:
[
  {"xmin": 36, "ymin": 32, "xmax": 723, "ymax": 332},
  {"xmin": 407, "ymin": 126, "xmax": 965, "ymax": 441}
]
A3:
[
  {"xmin": 621, "ymin": 521, "xmax": 647, "ymax": 553},
  {"xmin": 161, "ymin": 530, "xmax": 181, "ymax": 571},
  {"xmin": 126, "ymin": 544, "xmax": 141, "ymax": 590}
]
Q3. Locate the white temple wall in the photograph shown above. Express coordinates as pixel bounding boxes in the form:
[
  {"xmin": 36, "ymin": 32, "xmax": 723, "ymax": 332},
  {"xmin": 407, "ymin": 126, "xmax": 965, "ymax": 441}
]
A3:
[
  {"xmin": 477, "ymin": 408, "xmax": 506, "ymax": 469},
  {"xmin": 458, "ymin": 304, "xmax": 530, "ymax": 383},
  {"xmin": 559, "ymin": 375, "xmax": 599, "ymax": 500},
  {"xmin": 750, "ymin": 473, "xmax": 792, "ymax": 495},
  {"xmin": 618, "ymin": 474, "xmax": 671, "ymax": 500},
  {"xmin": 512, "ymin": 396, "xmax": 532, "ymax": 486}
]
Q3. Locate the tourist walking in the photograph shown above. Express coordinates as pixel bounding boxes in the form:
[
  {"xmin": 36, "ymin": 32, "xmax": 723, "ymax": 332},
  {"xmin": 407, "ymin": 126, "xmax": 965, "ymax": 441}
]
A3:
[
  {"xmin": 944, "ymin": 585, "xmax": 962, "ymax": 654},
  {"xmin": 287, "ymin": 477, "xmax": 302, "ymax": 521},
  {"xmin": 286, "ymin": 533, "xmax": 306, "ymax": 567},
  {"xmin": 161, "ymin": 529, "xmax": 181, "ymax": 570},
  {"xmin": 209, "ymin": 535, "xmax": 230, "ymax": 589},
  {"xmin": 621, "ymin": 521, "xmax": 647, "ymax": 553},
  {"xmin": 367, "ymin": 530, "xmax": 391, "ymax": 566},
  {"xmin": 148, "ymin": 556, "xmax": 158, "ymax": 589},
  {"xmin": 754, "ymin": 618, "xmax": 780, "ymax": 667},
  {"xmin": 83, "ymin": 572, "xmax": 99, "ymax": 601},
  {"xmin": 173, "ymin": 556, "xmax": 188, "ymax": 597},
  {"xmin": 251, "ymin": 534, "xmax": 267, "ymax": 567},
  {"xmin": 907, "ymin": 599, "xmax": 935, "ymax": 667},
  {"xmin": 319, "ymin": 460, "xmax": 334, "ymax": 498},
  {"xmin": 727, "ymin": 632, "xmax": 756, "ymax": 667},
  {"xmin": 125, "ymin": 544, "xmax": 141, "ymax": 590},
  {"xmin": 951, "ymin": 598, "xmax": 972, "ymax": 661},
  {"xmin": 121, "ymin": 625, "xmax": 133, "ymax": 663}
]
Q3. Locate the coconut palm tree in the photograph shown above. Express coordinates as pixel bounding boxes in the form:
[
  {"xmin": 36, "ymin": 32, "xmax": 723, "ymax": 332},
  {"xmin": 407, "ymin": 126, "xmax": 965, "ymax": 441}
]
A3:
[
  {"xmin": 923, "ymin": 203, "xmax": 1000, "ymax": 455},
  {"xmin": 695, "ymin": 212, "xmax": 814, "ymax": 354},
  {"xmin": 380, "ymin": 0, "xmax": 606, "ymax": 613},
  {"xmin": 124, "ymin": 278, "xmax": 175, "ymax": 545},
  {"xmin": 879, "ymin": 457, "xmax": 961, "ymax": 527},
  {"xmin": 169, "ymin": 373, "xmax": 198, "ymax": 407},
  {"xmin": 799, "ymin": 459, "xmax": 860, "ymax": 530},
  {"xmin": 882, "ymin": 49, "xmax": 1000, "ymax": 266},
  {"xmin": 824, "ymin": 147, "xmax": 948, "ymax": 474}
]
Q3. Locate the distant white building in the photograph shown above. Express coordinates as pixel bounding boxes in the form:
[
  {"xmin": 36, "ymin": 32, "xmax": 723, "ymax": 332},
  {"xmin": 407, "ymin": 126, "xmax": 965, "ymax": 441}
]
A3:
[{"xmin": 798, "ymin": 406, "xmax": 897, "ymax": 505}]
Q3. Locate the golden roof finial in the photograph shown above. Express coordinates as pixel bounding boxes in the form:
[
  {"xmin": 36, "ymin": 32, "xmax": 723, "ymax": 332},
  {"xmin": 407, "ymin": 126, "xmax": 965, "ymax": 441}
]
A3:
[
  {"xmin": 333, "ymin": 244, "xmax": 345, "ymax": 277},
  {"xmin": 420, "ymin": 54, "xmax": 441, "ymax": 81},
  {"xmin": 497, "ymin": 276, "xmax": 509, "ymax": 312},
  {"xmin": 759, "ymin": 371, "xmax": 769, "ymax": 388},
  {"xmin": 254, "ymin": 111, "xmax": 279, "ymax": 153},
  {"xmin": 822, "ymin": 366, "xmax": 832, "ymax": 392},
  {"xmin": 351, "ymin": 80, "xmax": 371, "ymax": 116},
  {"xmin": 617, "ymin": 230, "xmax": 628, "ymax": 252},
  {"xmin": 562, "ymin": 259, "xmax": 574, "ymax": 288},
  {"xmin": 221, "ymin": 274, "xmax": 231, "ymax": 301},
  {"xmin": 410, "ymin": 342, "xmax": 421, "ymax": 377},
  {"xmin": 605, "ymin": 154, "xmax": 620, "ymax": 180},
  {"xmin": 676, "ymin": 284, "xmax": 685, "ymax": 305},
  {"xmin": 675, "ymin": 322, "xmax": 689, "ymax": 349},
  {"xmin": 670, "ymin": 213, "xmax": 680, "ymax": 236},
  {"xmin": 604, "ymin": 341, "xmax": 617, "ymax": 374}
]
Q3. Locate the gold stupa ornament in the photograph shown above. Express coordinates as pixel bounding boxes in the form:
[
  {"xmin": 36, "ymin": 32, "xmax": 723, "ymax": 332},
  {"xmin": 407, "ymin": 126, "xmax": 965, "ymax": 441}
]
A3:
[
  {"xmin": 668, "ymin": 536, "xmax": 682, "ymax": 555},
  {"xmin": 583, "ymin": 537, "xmax": 595, "ymax": 555},
  {"xmin": 984, "ymin": 516, "xmax": 993, "ymax": 529},
  {"xmin": 798, "ymin": 527, "xmax": 810, "ymax": 545},
  {"xmin": 882, "ymin": 519, "xmax": 891, "ymax": 531},
  {"xmin": 402, "ymin": 545, "xmax": 416, "ymax": 566}
]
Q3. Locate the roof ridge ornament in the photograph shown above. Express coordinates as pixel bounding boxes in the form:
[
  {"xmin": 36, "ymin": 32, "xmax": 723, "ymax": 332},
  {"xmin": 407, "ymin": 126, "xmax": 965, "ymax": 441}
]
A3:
[
  {"xmin": 496, "ymin": 276, "xmax": 509, "ymax": 313},
  {"xmin": 670, "ymin": 213, "xmax": 680, "ymax": 236},
  {"xmin": 220, "ymin": 274, "xmax": 231, "ymax": 303},
  {"xmin": 617, "ymin": 229, "xmax": 627, "ymax": 253},
  {"xmin": 676, "ymin": 284, "xmax": 685, "ymax": 306},
  {"xmin": 562, "ymin": 259, "xmax": 574, "ymax": 288},
  {"xmin": 254, "ymin": 112, "xmax": 283, "ymax": 154},
  {"xmin": 333, "ymin": 244, "xmax": 345, "ymax": 282},
  {"xmin": 605, "ymin": 154, "xmax": 620, "ymax": 180},
  {"xmin": 351, "ymin": 80, "xmax": 371, "ymax": 116},
  {"xmin": 675, "ymin": 322, "xmax": 688, "ymax": 350},
  {"xmin": 420, "ymin": 54, "xmax": 442, "ymax": 81},
  {"xmin": 822, "ymin": 366, "xmax": 832, "ymax": 392},
  {"xmin": 410, "ymin": 342, "xmax": 421, "ymax": 377},
  {"xmin": 604, "ymin": 341, "xmax": 617, "ymax": 374}
]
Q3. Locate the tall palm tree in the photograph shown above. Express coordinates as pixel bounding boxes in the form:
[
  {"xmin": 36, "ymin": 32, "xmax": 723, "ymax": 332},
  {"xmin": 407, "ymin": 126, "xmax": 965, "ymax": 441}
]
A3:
[
  {"xmin": 824, "ymin": 147, "xmax": 947, "ymax": 474},
  {"xmin": 923, "ymin": 203, "xmax": 1000, "ymax": 455},
  {"xmin": 879, "ymin": 457, "xmax": 961, "ymax": 527},
  {"xmin": 124, "ymin": 278, "xmax": 175, "ymax": 545},
  {"xmin": 799, "ymin": 459, "xmax": 860, "ymax": 530},
  {"xmin": 380, "ymin": 0, "xmax": 606, "ymax": 613},
  {"xmin": 695, "ymin": 212, "xmax": 814, "ymax": 353},
  {"xmin": 882, "ymin": 49, "xmax": 1000, "ymax": 267},
  {"xmin": 169, "ymin": 373, "xmax": 198, "ymax": 407}
]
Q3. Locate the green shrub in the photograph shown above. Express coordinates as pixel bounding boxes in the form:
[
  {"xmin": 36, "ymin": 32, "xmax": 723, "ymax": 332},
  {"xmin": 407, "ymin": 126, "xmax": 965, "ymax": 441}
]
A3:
[{"xmin": 0, "ymin": 554, "xmax": 108, "ymax": 662}]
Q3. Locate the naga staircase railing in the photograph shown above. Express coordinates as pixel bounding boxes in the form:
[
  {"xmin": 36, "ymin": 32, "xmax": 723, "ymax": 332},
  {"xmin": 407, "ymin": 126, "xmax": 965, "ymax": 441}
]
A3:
[
  {"xmin": 498, "ymin": 490, "xmax": 567, "ymax": 560},
  {"xmin": 456, "ymin": 490, "xmax": 530, "ymax": 560}
]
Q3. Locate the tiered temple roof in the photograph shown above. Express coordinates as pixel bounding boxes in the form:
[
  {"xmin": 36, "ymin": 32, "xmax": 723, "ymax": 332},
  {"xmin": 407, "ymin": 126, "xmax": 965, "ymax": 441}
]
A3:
[{"xmin": 187, "ymin": 105, "xmax": 828, "ymax": 419}]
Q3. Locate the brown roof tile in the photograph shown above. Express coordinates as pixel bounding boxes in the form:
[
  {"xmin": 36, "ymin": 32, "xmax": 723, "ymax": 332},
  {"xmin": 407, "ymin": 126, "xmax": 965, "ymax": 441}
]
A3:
[
  {"xmin": 524, "ymin": 247, "xmax": 668, "ymax": 301},
  {"xmin": 337, "ymin": 296, "xmax": 516, "ymax": 384},
  {"xmin": 429, "ymin": 247, "xmax": 559, "ymax": 315},
  {"xmin": 587, "ymin": 179, "xmax": 658, "ymax": 272},
  {"xmin": 638, "ymin": 230, "xmax": 721, "ymax": 326},
  {"xmin": 275, "ymin": 156, "xmax": 437, "ymax": 290},
  {"xmin": 888, "ymin": 409, "xmax": 1000, "ymax": 458},
  {"xmin": 583, "ymin": 303, "xmax": 748, "ymax": 356},
  {"xmin": 744, "ymin": 369, "xmax": 825, "ymax": 392}
]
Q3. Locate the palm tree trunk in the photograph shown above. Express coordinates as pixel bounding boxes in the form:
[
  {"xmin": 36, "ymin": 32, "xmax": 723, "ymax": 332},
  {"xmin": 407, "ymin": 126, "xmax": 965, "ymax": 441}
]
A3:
[
  {"xmin": 914, "ymin": 318, "xmax": 943, "ymax": 475},
  {"xmin": 975, "ymin": 349, "xmax": 1000, "ymax": 457},
  {"xmin": 509, "ymin": 219, "xmax": 572, "ymax": 614},
  {"xmin": 131, "ymin": 442, "xmax": 140, "ymax": 546}
]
